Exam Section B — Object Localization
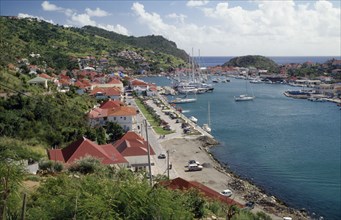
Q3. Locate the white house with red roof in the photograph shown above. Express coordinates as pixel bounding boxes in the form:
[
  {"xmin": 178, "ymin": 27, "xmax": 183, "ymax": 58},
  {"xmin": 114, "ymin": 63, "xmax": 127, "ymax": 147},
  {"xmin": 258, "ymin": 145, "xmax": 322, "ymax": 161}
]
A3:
[
  {"xmin": 112, "ymin": 131, "xmax": 155, "ymax": 171},
  {"xmin": 48, "ymin": 137, "xmax": 128, "ymax": 166},
  {"xmin": 91, "ymin": 78, "xmax": 124, "ymax": 91},
  {"xmin": 89, "ymin": 87, "xmax": 122, "ymax": 100},
  {"xmin": 88, "ymin": 105, "xmax": 137, "ymax": 131}
]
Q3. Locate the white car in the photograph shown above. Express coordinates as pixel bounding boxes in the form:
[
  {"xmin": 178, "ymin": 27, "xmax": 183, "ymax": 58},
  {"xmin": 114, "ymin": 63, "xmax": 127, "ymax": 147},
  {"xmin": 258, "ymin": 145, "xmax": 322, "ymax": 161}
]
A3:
[{"xmin": 220, "ymin": 189, "xmax": 233, "ymax": 197}]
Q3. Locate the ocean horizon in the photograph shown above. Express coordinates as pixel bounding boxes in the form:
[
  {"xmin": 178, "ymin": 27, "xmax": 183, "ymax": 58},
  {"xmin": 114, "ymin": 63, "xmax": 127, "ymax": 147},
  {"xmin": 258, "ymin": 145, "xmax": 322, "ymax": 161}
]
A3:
[{"xmin": 194, "ymin": 56, "xmax": 341, "ymax": 67}]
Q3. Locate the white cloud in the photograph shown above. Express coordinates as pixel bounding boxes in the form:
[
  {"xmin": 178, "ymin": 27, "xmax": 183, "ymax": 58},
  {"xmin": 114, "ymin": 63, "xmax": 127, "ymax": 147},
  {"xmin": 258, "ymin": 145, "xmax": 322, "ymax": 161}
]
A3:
[
  {"xmin": 39, "ymin": 2, "xmax": 129, "ymax": 35},
  {"xmin": 130, "ymin": 1, "xmax": 340, "ymax": 56},
  {"xmin": 187, "ymin": 0, "xmax": 209, "ymax": 7},
  {"xmin": 18, "ymin": 13, "xmax": 54, "ymax": 24},
  {"xmin": 69, "ymin": 13, "xmax": 96, "ymax": 26},
  {"xmin": 166, "ymin": 13, "xmax": 187, "ymax": 24},
  {"xmin": 41, "ymin": 1, "xmax": 63, "ymax": 11},
  {"xmin": 98, "ymin": 24, "xmax": 129, "ymax": 36},
  {"xmin": 85, "ymin": 8, "xmax": 111, "ymax": 17}
]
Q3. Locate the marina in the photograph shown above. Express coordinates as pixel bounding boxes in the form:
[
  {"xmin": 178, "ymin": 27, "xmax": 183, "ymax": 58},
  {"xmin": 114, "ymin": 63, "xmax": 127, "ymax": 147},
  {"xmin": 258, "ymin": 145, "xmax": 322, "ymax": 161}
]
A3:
[{"xmin": 142, "ymin": 76, "xmax": 341, "ymax": 220}]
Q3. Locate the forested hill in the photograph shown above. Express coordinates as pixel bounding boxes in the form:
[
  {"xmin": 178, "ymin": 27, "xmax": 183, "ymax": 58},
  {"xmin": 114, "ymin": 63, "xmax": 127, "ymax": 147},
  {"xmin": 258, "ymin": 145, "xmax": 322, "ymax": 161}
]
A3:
[
  {"xmin": 82, "ymin": 26, "xmax": 188, "ymax": 61},
  {"xmin": 0, "ymin": 16, "xmax": 188, "ymax": 71},
  {"xmin": 223, "ymin": 55, "xmax": 278, "ymax": 72}
]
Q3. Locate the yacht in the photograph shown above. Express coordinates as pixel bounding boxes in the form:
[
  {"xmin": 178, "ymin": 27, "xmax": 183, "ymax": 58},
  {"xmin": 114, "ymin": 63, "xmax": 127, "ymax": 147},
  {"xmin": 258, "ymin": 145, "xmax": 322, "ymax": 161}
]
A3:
[
  {"xmin": 234, "ymin": 94, "xmax": 255, "ymax": 101},
  {"xmin": 189, "ymin": 116, "xmax": 198, "ymax": 123},
  {"xmin": 170, "ymin": 97, "xmax": 196, "ymax": 104}
]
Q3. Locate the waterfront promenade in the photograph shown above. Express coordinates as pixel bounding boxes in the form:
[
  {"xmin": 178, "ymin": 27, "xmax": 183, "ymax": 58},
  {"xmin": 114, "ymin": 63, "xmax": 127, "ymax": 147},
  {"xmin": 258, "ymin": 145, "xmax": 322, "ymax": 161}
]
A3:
[{"xmin": 128, "ymin": 93, "xmax": 307, "ymax": 220}]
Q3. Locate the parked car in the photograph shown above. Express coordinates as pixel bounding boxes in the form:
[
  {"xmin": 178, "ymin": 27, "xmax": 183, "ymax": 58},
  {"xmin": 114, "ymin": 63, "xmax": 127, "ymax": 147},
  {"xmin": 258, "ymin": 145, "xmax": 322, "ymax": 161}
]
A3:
[
  {"xmin": 188, "ymin": 160, "xmax": 200, "ymax": 165},
  {"xmin": 244, "ymin": 201, "xmax": 255, "ymax": 210},
  {"xmin": 220, "ymin": 189, "xmax": 233, "ymax": 197},
  {"xmin": 158, "ymin": 153, "xmax": 166, "ymax": 159},
  {"xmin": 188, "ymin": 164, "xmax": 203, "ymax": 171}
]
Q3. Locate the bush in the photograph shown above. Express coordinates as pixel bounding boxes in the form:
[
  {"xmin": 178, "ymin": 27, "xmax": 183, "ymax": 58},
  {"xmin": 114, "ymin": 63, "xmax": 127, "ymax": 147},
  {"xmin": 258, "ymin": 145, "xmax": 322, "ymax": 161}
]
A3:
[
  {"xmin": 53, "ymin": 162, "xmax": 64, "ymax": 172},
  {"xmin": 38, "ymin": 159, "xmax": 53, "ymax": 171},
  {"xmin": 68, "ymin": 156, "xmax": 102, "ymax": 174}
]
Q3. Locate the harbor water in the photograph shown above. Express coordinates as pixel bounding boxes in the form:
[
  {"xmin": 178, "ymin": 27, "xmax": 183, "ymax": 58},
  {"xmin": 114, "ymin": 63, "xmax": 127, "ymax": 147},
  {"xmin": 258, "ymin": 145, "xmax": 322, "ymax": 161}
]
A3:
[{"xmin": 142, "ymin": 76, "xmax": 341, "ymax": 220}]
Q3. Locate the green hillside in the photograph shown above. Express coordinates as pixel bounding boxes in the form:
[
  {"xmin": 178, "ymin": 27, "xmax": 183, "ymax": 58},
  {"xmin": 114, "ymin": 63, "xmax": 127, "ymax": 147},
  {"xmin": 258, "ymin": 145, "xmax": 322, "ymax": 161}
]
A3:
[
  {"xmin": 223, "ymin": 55, "xmax": 279, "ymax": 72},
  {"xmin": 0, "ymin": 16, "xmax": 188, "ymax": 71}
]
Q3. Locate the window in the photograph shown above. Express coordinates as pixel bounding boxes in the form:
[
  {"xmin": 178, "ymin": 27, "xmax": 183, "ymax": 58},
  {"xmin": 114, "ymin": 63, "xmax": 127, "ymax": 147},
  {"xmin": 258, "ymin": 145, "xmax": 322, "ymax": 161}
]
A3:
[{"xmin": 124, "ymin": 117, "xmax": 126, "ymax": 120}]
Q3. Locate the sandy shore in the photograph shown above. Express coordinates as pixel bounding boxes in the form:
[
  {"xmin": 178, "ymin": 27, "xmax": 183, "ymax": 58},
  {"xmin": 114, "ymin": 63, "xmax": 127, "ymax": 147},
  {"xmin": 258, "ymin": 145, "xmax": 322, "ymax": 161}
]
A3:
[{"xmin": 136, "ymin": 95, "xmax": 309, "ymax": 220}]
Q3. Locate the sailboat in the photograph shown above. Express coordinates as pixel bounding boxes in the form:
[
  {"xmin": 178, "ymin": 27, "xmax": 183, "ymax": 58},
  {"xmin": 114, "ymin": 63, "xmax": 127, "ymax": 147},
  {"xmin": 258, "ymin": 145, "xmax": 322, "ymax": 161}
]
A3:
[
  {"xmin": 234, "ymin": 79, "xmax": 255, "ymax": 101},
  {"xmin": 202, "ymin": 102, "xmax": 211, "ymax": 133}
]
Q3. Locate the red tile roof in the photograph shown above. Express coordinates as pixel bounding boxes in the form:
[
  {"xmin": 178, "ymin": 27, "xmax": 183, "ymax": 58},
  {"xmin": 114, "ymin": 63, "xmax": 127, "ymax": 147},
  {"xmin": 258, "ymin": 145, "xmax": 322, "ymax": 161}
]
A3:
[
  {"xmin": 38, "ymin": 73, "xmax": 52, "ymax": 79},
  {"xmin": 100, "ymin": 99, "xmax": 125, "ymax": 109},
  {"xmin": 107, "ymin": 106, "xmax": 137, "ymax": 116},
  {"xmin": 107, "ymin": 78, "xmax": 123, "ymax": 85},
  {"xmin": 90, "ymin": 87, "xmax": 122, "ymax": 96},
  {"xmin": 113, "ymin": 131, "xmax": 155, "ymax": 157},
  {"xmin": 131, "ymin": 79, "xmax": 148, "ymax": 87},
  {"xmin": 48, "ymin": 137, "xmax": 128, "ymax": 165},
  {"xmin": 161, "ymin": 177, "xmax": 243, "ymax": 208}
]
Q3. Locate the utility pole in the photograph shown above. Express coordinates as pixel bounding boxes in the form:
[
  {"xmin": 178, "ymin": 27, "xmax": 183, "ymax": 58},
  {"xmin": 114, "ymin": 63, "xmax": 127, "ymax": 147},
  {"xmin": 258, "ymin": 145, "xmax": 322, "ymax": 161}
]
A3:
[
  {"xmin": 144, "ymin": 119, "xmax": 153, "ymax": 186},
  {"xmin": 20, "ymin": 193, "xmax": 27, "ymax": 220},
  {"xmin": 167, "ymin": 150, "xmax": 170, "ymax": 179}
]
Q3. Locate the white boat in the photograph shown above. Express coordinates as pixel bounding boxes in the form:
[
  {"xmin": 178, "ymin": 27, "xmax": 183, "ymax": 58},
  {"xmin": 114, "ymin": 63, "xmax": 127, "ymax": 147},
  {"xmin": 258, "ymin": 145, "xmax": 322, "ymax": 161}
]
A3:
[
  {"xmin": 189, "ymin": 116, "xmax": 198, "ymax": 123},
  {"xmin": 202, "ymin": 102, "xmax": 211, "ymax": 133},
  {"xmin": 235, "ymin": 78, "xmax": 255, "ymax": 101},
  {"xmin": 170, "ymin": 97, "xmax": 196, "ymax": 104},
  {"xmin": 234, "ymin": 94, "xmax": 255, "ymax": 101}
]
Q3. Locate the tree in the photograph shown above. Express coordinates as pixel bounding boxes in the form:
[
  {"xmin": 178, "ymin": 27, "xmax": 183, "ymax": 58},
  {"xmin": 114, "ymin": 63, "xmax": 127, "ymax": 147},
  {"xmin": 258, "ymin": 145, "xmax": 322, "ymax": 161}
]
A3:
[
  {"xmin": 0, "ymin": 144, "xmax": 26, "ymax": 219},
  {"xmin": 105, "ymin": 122, "xmax": 125, "ymax": 142}
]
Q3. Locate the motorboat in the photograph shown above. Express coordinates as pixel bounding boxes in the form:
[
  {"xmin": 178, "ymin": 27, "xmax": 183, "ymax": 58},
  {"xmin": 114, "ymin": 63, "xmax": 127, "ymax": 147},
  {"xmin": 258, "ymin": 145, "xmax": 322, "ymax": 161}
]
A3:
[
  {"xmin": 202, "ymin": 124, "xmax": 211, "ymax": 133},
  {"xmin": 234, "ymin": 94, "xmax": 255, "ymax": 101},
  {"xmin": 170, "ymin": 97, "xmax": 196, "ymax": 104},
  {"xmin": 189, "ymin": 116, "xmax": 198, "ymax": 123}
]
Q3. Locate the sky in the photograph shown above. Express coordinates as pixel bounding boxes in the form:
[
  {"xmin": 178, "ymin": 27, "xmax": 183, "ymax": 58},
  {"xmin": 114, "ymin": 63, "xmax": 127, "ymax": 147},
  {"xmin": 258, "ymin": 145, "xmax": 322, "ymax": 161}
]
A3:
[{"xmin": 1, "ymin": 0, "xmax": 340, "ymax": 56}]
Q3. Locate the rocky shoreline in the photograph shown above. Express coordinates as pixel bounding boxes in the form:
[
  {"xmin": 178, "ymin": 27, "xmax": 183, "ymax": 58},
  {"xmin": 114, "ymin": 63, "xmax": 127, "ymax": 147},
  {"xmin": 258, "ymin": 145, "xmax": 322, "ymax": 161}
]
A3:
[{"xmin": 197, "ymin": 136, "xmax": 309, "ymax": 219}]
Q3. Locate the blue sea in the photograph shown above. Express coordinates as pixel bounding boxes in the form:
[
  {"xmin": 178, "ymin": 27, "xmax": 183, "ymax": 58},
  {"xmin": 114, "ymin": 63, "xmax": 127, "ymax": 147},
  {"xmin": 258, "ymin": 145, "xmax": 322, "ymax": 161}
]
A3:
[
  {"xmin": 194, "ymin": 56, "xmax": 341, "ymax": 67},
  {"xmin": 141, "ymin": 62, "xmax": 341, "ymax": 219}
]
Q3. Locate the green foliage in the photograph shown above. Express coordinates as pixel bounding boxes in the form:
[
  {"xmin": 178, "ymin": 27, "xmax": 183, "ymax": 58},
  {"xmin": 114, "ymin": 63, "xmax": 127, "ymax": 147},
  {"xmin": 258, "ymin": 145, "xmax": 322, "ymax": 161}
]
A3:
[
  {"xmin": 0, "ymin": 17, "xmax": 187, "ymax": 72},
  {"xmin": 68, "ymin": 156, "xmax": 103, "ymax": 175},
  {"xmin": 105, "ymin": 122, "xmax": 125, "ymax": 142},
  {"xmin": 25, "ymin": 170, "xmax": 197, "ymax": 219},
  {"xmin": 223, "ymin": 55, "xmax": 279, "ymax": 72},
  {"xmin": 0, "ymin": 93, "xmax": 96, "ymax": 147},
  {"xmin": 0, "ymin": 143, "xmax": 27, "ymax": 219}
]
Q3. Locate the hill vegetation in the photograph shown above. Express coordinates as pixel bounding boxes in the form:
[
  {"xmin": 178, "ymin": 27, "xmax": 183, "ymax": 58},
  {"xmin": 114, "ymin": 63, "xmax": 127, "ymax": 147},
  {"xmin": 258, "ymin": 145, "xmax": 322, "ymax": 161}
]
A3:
[
  {"xmin": 0, "ymin": 16, "xmax": 188, "ymax": 72},
  {"xmin": 223, "ymin": 55, "xmax": 279, "ymax": 72}
]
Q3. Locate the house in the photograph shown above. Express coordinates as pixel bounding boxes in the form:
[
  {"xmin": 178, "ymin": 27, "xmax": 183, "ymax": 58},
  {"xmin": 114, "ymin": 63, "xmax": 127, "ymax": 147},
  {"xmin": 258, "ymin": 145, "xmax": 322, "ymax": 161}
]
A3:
[
  {"xmin": 160, "ymin": 177, "xmax": 243, "ymax": 208},
  {"xmin": 88, "ymin": 105, "xmax": 137, "ymax": 131},
  {"xmin": 99, "ymin": 99, "xmax": 125, "ymax": 109},
  {"xmin": 112, "ymin": 131, "xmax": 155, "ymax": 171},
  {"xmin": 48, "ymin": 137, "xmax": 128, "ymax": 166},
  {"xmin": 91, "ymin": 78, "xmax": 124, "ymax": 91},
  {"xmin": 27, "ymin": 76, "xmax": 48, "ymax": 88},
  {"xmin": 89, "ymin": 87, "xmax": 122, "ymax": 100}
]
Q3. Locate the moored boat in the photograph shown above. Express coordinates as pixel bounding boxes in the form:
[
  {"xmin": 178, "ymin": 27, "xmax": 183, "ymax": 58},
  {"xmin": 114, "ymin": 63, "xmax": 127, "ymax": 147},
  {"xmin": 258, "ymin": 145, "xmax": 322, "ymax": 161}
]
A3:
[
  {"xmin": 189, "ymin": 116, "xmax": 198, "ymax": 123},
  {"xmin": 234, "ymin": 94, "xmax": 255, "ymax": 101}
]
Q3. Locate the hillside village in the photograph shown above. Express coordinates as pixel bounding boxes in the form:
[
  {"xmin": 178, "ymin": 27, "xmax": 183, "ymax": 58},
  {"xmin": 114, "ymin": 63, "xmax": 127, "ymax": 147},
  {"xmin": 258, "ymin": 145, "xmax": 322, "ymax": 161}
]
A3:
[{"xmin": 0, "ymin": 16, "xmax": 340, "ymax": 220}]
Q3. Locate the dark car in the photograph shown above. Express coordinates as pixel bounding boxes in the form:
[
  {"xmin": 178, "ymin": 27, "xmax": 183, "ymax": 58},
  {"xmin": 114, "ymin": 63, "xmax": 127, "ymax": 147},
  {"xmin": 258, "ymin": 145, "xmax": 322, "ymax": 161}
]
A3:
[
  {"xmin": 158, "ymin": 153, "xmax": 166, "ymax": 159},
  {"xmin": 244, "ymin": 201, "xmax": 255, "ymax": 210}
]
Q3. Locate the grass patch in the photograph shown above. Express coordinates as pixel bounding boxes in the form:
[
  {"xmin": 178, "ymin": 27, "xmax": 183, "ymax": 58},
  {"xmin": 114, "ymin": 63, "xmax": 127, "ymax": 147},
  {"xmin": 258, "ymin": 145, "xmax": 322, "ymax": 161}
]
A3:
[{"xmin": 135, "ymin": 98, "xmax": 174, "ymax": 135}]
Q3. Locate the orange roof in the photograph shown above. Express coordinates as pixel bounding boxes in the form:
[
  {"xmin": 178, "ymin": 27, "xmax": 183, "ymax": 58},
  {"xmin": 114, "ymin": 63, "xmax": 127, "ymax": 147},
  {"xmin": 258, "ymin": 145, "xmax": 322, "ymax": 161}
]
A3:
[
  {"xmin": 88, "ymin": 106, "xmax": 136, "ymax": 118},
  {"xmin": 90, "ymin": 87, "xmax": 122, "ymax": 96},
  {"xmin": 100, "ymin": 99, "xmax": 125, "ymax": 109},
  {"xmin": 107, "ymin": 78, "xmax": 122, "ymax": 85},
  {"xmin": 39, "ymin": 73, "xmax": 52, "ymax": 79},
  {"xmin": 107, "ymin": 106, "xmax": 137, "ymax": 116},
  {"xmin": 131, "ymin": 79, "xmax": 148, "ymax": 87}
]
